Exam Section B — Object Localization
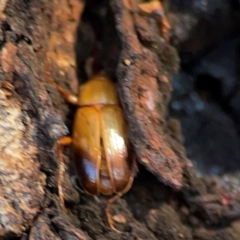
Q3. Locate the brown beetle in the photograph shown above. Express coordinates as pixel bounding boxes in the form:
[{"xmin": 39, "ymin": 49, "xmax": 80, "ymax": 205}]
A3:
[{"xmin": 50, "ymin": 73, "xmax": 137, "ymax": 233}]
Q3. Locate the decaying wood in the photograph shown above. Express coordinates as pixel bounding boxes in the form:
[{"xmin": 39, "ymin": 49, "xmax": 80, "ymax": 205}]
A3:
[
  {"xmin": 110, "ymin": 0, "xmax": 190, "ymax": 189},
  {"xmin": 0, "ymin": 85, "xmax": 45, "ymax": 237},
  {"xmin": 1, "ymin": 0, "xmax": 240, "ymax": 239},
  {"xmin": 0, "ymin": 0, "xmax": 88, "ymax": 239},
  {"xmin": 110, "ymin": 0, "xmax": 240, "ymax": 238},
  {"xmin": 30, "ymin": 209, "xmax": 90, "ymax": 240}
]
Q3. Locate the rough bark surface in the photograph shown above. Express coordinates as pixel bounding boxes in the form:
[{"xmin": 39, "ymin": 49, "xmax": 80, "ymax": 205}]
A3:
[
  {"xmin": 1, "ymin": 0, "xmax": 240, "ymax": 239},
  {"xmin": 110, "ymin": 0, "xmax": 190, "ymax": 189},
  {"xmin": 0, "ymin": 0, "xmax": 88, "ymax": 239},
  {"xmin": 0, "ymin": 85, "xmax": 45, "ymax": 237}
]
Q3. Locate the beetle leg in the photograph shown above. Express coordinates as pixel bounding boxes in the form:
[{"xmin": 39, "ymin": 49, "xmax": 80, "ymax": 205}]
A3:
[
  {"xmin": 56, "ymin": 86, "xmax": 79, "ymax": 105},
  {"xmin": 48, "ymin": 79, "xmax": 79, "ymax": 105},
  {"xmin": 105, "ymin": 176, "xmax": 134, "ymax": 233},
  {"xmin": 105, "ymin": 194, "xmax": 122, "ymax": 233},
  {"xmin": 45, "ymin": 61, "xmax": 79, "ymax": 105},
  {"xmin": 57, "ymin": 136, "xmax": 72, "ymax": 211}
]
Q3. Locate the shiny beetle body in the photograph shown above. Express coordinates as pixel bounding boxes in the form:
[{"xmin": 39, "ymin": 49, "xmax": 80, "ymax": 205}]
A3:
[
  {"xmin": 53, "ymin": 73, "xmax": 136, "ymax": 233},
  {"xmin": 72, "ymin": 74, "xmax": 135, "ymax": 196}
]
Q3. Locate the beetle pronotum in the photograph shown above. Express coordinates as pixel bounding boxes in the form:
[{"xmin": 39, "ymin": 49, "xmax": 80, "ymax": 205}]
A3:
[{"xmin": 49, "ymin": 72, "xmax": 137, "ymax": 233}]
